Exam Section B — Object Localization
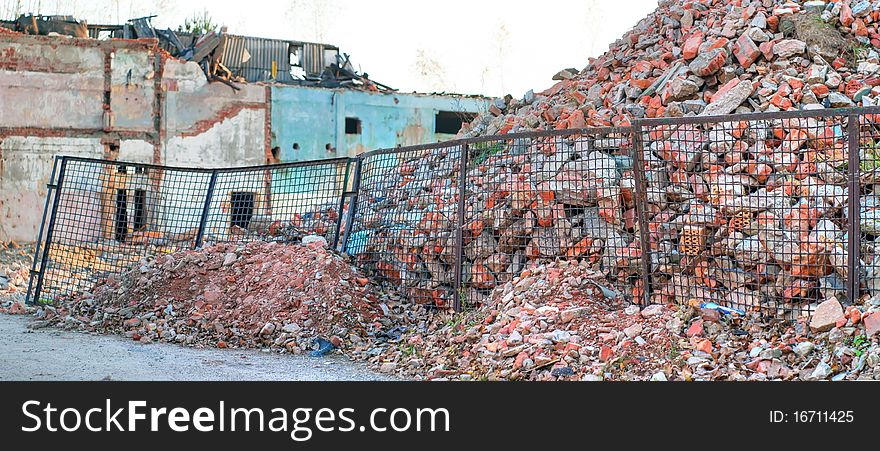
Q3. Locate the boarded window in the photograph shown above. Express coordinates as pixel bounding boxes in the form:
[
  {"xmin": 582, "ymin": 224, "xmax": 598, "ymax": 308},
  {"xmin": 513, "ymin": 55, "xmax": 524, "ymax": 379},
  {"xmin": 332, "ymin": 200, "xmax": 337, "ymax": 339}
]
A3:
[
  {"xmin": 435, "ymin": 111, "xmax": 476, "ymax": 134},
  {"xmin": 230, "ymin": 192, "xmax": 255, "ymax": 229}
]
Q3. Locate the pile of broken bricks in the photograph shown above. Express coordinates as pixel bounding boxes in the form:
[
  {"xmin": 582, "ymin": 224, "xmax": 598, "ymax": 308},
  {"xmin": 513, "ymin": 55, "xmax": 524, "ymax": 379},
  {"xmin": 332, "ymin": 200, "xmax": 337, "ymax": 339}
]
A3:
[
  {"xmin": 39, "ymin": 239, "xmax": 403, "ymax": 356},
  {"xmin": 461, "ymin": 0, "xmax": 880, "ymax": 137},
  {"xmin": 349, "ymin": 0, "xmax": 880, "ymax": 318},
  {"xmin": 351, "ymin": 97, "xmax": 880, "ymax": 317},
  {"xmin": 366, "ymin": 260, "xmax": 880, "ymax": 381}
]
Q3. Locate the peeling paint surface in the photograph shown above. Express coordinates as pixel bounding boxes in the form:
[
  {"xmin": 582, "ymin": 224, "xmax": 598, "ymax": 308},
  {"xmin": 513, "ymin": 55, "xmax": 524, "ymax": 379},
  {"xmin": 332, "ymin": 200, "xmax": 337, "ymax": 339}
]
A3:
[
  {"xmin": 270, "ymin": 85, "xmax": 490, "ymax": 163},
  {"xmin": 0, "ymin": 136, "xmax": 102, "ymax": 241}
]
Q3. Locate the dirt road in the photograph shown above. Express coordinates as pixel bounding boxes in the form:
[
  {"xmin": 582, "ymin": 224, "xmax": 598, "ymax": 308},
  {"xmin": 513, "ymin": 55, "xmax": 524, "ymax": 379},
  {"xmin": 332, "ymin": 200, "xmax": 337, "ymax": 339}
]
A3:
[{"xmin": 0, "ymin": 314, "xmax": 394, "ymax": 381}]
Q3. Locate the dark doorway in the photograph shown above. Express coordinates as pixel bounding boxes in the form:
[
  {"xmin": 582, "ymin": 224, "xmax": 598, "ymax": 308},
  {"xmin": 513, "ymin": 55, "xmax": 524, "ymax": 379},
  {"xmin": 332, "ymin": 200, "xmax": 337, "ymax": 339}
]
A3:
[
  {"xmin": 114, "ymin": 189, "xmax": 128, "ymax": 242},
  {"xmin": 230, "ymin": 192, "xmax": 255, "ymax": 229},
  {"xmin": 132, "ymin": 189, "xmax": 147, "ymax": 231},
  {"xmin": 435, "ymin": 111, "xmax": 476, "ymax": 134}
]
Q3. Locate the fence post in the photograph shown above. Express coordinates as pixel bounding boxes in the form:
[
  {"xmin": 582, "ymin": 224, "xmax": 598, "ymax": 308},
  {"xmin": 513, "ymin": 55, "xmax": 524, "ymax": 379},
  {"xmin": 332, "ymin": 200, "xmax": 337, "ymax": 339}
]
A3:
[
  {"xmin": 25, "ymin": 155, "xmax": 61, "ymax": 305},
  {"xmin": 195, "ymin": 169, "xmax": 218, "ymax": 249},
  {"xmin": 331, "ymin": 159, "xmax": 353, "ymax": 249},
  {"xmin": 847, "ymin": 113, "xmax": 861, "ymax": 305},
  {"xmin": 341, "ymin": 157, "xmax": 363, "ymax": 254},
  {"xmin": 630, "ymin": 121, "xmax": 652, "ymax": 307},
  {"xmin": 30, "ymin": 156, "xmax": 67, "ymax": 305},
  {"xmin": 452, "ymin": 144, "xmax": 468, "ymax": 312}
]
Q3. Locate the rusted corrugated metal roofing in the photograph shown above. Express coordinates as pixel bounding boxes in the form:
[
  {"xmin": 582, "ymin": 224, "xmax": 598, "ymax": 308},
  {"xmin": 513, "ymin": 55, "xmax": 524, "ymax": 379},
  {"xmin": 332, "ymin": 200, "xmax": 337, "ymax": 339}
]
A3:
[
  {"xmin": 301, "ymin": 42, "xmax": 325, "ymax": 77},
  {"xmin": 222, "ymin": 34, "xmax": 293, "ymax": 83},
  {"xmin": 220, "ymin": 34, "xmax": 340, "ymax": 83}
]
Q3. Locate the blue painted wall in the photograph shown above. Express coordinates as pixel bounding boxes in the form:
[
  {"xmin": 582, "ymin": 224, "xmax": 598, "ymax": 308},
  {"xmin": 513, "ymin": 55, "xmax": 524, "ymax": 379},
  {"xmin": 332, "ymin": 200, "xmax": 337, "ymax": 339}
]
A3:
[{"xmin": 270, "ymin": 85, "xmax": 491, "ymax": 163}]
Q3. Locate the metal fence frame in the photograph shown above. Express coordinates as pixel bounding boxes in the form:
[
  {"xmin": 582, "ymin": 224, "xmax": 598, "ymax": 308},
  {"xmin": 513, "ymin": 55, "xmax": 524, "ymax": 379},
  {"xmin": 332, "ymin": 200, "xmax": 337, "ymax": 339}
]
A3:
[
  {"xmin": 26, "ymin": 156, "xmax": 352, "ymax": 304},
  {"xmin": 26, "ymin": 107, "xmax": 880, "ymax": 317}
]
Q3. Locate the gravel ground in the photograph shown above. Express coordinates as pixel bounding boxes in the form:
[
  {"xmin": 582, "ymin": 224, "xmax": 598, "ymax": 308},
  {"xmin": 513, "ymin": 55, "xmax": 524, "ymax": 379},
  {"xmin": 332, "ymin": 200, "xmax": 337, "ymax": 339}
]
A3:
[{"xmin": 0, "ymin": 314, "xmax": 396, "ymax": 381}]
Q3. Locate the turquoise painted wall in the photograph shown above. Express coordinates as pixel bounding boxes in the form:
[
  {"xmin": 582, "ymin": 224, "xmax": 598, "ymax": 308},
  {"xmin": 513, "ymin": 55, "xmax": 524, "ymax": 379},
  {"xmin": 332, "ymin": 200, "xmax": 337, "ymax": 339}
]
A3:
[{"xmin": 270, "ymin": 85, "xmax": 491, "ymax": 163}]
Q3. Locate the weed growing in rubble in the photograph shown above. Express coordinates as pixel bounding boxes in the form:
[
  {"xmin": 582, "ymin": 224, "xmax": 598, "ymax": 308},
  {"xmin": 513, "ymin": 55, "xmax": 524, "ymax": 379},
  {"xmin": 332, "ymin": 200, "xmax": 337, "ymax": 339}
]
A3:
[
  {"xmin": 398, "ymin": 343, "xmax": 420, "ymax": 357},
  {"xmin": 445, "ymin": 313, "xmax": 464, "ymax": 331},
  {"xmin": 860, "ymin": 141, "xmax": 880, "ymax": 172},
  {"xmin": 853, "ymin": 44, "xmax": 873, "ymax": 62},
  {"xmin": 851, "ymin": 335, "xmax": 870, "ymax": 357},
  {"xmin": 469, "ymin": 142, "xmax": 506, "ymax": 168},
  {"xmin": 667, "ymin": 340, "xmax": 686, "ymax": 367}
]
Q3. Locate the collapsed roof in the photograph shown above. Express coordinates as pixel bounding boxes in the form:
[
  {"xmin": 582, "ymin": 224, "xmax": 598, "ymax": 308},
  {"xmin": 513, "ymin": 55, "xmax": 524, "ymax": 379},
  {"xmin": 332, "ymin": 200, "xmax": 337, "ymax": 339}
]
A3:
[{"xmin": 0, "ymin": 14, "xmax": 395, "ymax": 92}]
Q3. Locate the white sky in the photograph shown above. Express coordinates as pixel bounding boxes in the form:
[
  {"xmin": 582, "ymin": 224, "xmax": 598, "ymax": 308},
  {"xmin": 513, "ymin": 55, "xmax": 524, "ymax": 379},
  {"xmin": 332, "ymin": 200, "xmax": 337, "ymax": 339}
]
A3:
[{"xmin": 2, "ymin": 0, "xmax": 660, "ymax": 97}]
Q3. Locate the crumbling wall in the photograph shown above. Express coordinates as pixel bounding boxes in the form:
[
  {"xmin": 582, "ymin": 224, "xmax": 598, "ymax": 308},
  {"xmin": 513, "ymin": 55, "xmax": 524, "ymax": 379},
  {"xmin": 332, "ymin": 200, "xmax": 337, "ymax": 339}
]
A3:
[
  {"xmin": 0, "ymin": 37, "xmax": 105, "ymax": 129},
  {"xmin": 0, "ymin": 34, "xmax": 270, "ymax": 243},
  {"xmin": 0, "ymin": 136, "xmax": 103, "ymax": 241},
  {"xmin": 162, "ymin": 58, "xmax": 268, "ymax": 167}
]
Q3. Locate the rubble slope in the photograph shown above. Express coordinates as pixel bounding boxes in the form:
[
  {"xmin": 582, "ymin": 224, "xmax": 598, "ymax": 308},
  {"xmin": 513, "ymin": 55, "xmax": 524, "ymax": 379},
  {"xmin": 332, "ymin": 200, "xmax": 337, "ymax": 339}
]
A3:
[
  {"xmin": 463, "ymin": 0, "xmax": 880, "ymax": 137},
  {"xmin": 44, "ymin": 240, "xmax": 403, "ymax": 355}
]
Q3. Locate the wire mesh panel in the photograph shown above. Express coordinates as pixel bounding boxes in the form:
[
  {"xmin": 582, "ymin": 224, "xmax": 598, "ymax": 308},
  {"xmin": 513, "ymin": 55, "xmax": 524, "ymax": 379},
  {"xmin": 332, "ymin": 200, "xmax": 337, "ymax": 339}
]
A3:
[
  {"xmin": 200, "ymin": 159, "xmax": 350, "ymax": 245},
  {"xmin": 639, "ymin": 113, "xmax": 852, "ymax": 318},
  {"xmin": 28, "ymin": 157, "xmax": 351, "ymax": 304},
  {"xmin": 35, "ymin": 158, "xmax": 212, "ymax": 303},
  {"xmin": 859, "ymin": 112, "xmax": 880, "ymax": 306},
  {"xmin": 461, "ymin": 130, "xmax": 640, "ymax": 307},
  {"xmin": 347, "ymin": 146, "xmax": 463, "ymax": 308}
]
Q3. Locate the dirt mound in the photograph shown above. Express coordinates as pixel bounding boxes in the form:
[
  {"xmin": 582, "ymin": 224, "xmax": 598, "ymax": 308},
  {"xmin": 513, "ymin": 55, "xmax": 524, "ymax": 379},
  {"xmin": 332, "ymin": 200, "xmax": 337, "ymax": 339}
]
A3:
[{"xmin": 49, "ymin": 240, "xmax": 399, "ymax": 354}]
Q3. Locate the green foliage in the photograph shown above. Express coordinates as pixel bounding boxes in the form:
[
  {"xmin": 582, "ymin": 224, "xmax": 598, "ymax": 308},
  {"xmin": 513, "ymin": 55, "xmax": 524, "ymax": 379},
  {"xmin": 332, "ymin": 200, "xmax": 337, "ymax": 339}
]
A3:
[
  {"xmin": 398, "ymin": 343, "xmax": 419, "ymax": 357},
  {"xmin": 851, "ymin": 335, "xmax": 870, "ymax": 357},
  {"xmin": 469, "ymin": 141, "xmax": 506, "ymax": 168},
  {"xmin": 861, "ymin": 140, "xmax": 880, "ymax": 172},
  {"xmin": 177, "ymin": 10, "xmax": 219, "ymax": 35}
]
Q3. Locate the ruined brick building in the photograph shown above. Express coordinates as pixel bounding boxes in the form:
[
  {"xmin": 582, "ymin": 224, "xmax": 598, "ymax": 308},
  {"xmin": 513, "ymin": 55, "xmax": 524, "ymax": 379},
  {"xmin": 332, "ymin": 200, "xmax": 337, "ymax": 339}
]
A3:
[{"xmin": 0, "ymin": 26, "xmax": 491, "ymax": 242}]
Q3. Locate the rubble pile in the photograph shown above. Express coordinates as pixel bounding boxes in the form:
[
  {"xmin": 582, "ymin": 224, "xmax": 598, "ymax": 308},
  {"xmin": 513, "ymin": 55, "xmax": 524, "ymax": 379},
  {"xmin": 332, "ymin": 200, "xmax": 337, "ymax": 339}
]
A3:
[
  {"xmin": 352, "ymin": 0, "xmax": 880, "ymax": 315},
  {"xmin": 463, "ymin": 0, "xmax": 880, "ymax": 136},
  {"xmin": 0, "ymin": 242, "xmax": 33, "ymax": 314},
  {"xmin": 368, "ymin": 260, "xmax": 678, "ymax": 380},
  {"xmin": 33, "ymin": 199, "xmax": 342, "ymax": 303},
  {"xmin": 43, "ymin": 239, "xmax": 400, "ymax": 354},
  {"xmin": 352, "ymin": 135, "xmax": 646, "ymax": 307},
  {"xmin": 369, "ymin": 260, "xmax": 880, "ymax": 380},
  {"xmin": 355, "ymin": 99, "xmax": 873, "ymax": 313},
  {"xmin": 642, "ymin": 116, "xmax": 863, "ymax": 313}
]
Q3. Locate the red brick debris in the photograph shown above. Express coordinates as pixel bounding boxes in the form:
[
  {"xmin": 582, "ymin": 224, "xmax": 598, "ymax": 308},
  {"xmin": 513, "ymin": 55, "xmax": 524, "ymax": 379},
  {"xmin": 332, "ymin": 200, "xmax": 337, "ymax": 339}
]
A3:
[
  {"xmin": 7, "ymin": 0, "xmax": 880, "ymax": 381},
  {"xmin": 461, "ymin": 0, "xmax": 880, "ymax": 136},
  {"xmin": 368, "ymin": 260, "xmax": 880, "ymax": 381},
  {"xmin": 40, "ymin": 240, "xmax": 402, "ymax": 355}
]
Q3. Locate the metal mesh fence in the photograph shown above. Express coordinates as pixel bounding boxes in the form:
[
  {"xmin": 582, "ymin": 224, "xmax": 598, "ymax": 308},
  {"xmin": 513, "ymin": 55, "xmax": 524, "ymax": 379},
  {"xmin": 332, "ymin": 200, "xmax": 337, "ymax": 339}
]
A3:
[
  {"xmin": 27, "ymin": 157, "xmax": 350, "ymax": 303},
  {"xmin": 460, "ymin": 130, "xmax": 640, "ymax": 307},
  {"xmin": 639, "ymin": 113, "xmax": 852, "ymax": 319},
  {"xmin": 859, "ymin": 113, "xmax": 880, "ymax": 309},
  {"xmin": 346, "ymin": 145, "xmax": 463, "ymax": 308},
  {"xmin": 27, "ymin": 108, "xmax": 880, "ymax": 319}
]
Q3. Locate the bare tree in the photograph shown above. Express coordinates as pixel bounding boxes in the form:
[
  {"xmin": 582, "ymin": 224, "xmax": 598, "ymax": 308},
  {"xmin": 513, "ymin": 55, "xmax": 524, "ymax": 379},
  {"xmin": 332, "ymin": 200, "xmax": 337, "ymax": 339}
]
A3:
[
  {"xmin": 582, "ymin": 0, "xmax": 602, "ymax": 56},
  {"xmin": 477, "ymin": 20, "xmax": 511, "ymax": 96},
  {"xmin": 0, "ymin": 0, "xmax": 24, "ymax": 19},
  {"xmin": 286, "ymin": 0, "xmax": 338, "ymax": 42},
  {"xmin": 494, "ymin": 21, "xmax": 510, "ymax": 93},
  {"xmin": 412, "ymin": 48, "xmax": 452, "ymax": 93}
]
